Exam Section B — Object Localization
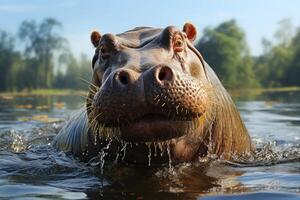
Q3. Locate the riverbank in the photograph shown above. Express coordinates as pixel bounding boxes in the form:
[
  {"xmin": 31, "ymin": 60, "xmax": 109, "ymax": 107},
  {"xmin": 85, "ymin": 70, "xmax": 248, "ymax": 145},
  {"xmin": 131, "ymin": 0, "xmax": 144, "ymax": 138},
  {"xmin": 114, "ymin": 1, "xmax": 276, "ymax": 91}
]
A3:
[
  {"xmin": 229, "ymin": 86, "xmax": 300, "ymax": 100},
  {"xmin": 0, "ymin": 87, "xmax": 300, "ymax": 98},
  {"xmin": 230, "ymin": 86, "xmax": 300, "ymax": 93},
  {"xmin": 0, "ymin": 89, "xmax": 87, "ymax": 97}
]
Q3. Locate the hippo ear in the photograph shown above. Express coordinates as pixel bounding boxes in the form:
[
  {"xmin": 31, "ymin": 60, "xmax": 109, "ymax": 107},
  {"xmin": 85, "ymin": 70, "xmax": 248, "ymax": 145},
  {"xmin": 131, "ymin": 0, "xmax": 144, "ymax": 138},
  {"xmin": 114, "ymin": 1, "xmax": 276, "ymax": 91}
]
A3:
[
  {"xmin": 90, "ymin": 31, "xmax": 101, "ymax": 47},
  {"xmin": 183, "ymin": 23, "xmax": 197, "ymax": 42}
]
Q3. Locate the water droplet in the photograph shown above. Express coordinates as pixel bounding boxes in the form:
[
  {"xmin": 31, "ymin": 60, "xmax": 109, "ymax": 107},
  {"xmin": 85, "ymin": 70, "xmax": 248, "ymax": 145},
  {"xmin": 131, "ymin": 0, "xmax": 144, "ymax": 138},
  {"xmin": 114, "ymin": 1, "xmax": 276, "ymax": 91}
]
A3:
[
  {"xmin": 89, "ymin": 139, "xmax": 112, "ymax": 174},
  {"xmin": 154, "ymin": 142, "xmax": 158, "ymax": 157},
  {"xmin": 166, "ymin": 141, "xmax": 172, "ymax": 169},
  {"xmin": 114, "ymin": 153, "xmax": 120, "ymax": 164},
  {"xmin": 94, "ymin": 133, "xmax": 98, "ymax": 145},
  {"xmin": 121, "ymin": 142, "xmax": 128, "ymax": 161},
  {"xmin": 146, "ymin": 142, "xmax": 152, "ymax": 166},
  {"xmin": 159, "ymin": 142, "xmax": 167, "ymax": 157}
]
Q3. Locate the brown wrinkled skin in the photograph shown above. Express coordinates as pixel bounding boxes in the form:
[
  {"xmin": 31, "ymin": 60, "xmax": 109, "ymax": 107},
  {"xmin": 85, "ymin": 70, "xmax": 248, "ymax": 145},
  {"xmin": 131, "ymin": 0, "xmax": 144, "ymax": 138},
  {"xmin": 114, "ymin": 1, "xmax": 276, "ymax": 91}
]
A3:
[{"xmin": 53, "ymin": 23, "xmax": 252, "ymax": 164}]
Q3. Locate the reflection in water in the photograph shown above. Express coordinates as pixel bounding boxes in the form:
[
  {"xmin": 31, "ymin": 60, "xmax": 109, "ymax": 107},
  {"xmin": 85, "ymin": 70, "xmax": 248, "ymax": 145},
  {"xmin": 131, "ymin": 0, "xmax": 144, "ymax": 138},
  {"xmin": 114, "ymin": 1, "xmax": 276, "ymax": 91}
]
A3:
[{"xmin": 0, "ymin": 91, "xmax": 299, "ymax": 199}]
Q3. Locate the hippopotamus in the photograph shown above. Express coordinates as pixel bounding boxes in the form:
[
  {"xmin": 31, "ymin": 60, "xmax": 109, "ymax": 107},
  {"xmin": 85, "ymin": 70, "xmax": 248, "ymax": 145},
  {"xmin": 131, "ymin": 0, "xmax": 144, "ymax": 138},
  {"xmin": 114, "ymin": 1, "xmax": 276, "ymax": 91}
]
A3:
[{"xmin": 53, "ymin": 23, "xmax": 252, "ymax": 164}]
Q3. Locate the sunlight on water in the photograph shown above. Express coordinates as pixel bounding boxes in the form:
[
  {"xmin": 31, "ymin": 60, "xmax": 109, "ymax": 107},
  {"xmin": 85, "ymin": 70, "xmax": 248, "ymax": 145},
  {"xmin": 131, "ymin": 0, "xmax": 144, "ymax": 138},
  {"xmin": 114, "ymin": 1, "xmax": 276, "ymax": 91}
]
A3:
[
  {"xmin": 0, "ymin": 92, "xmax": 299, "ymax": 199},
  {"xmin": 10, "ymin": 130, "xmax": 26, "ymax": 153}
]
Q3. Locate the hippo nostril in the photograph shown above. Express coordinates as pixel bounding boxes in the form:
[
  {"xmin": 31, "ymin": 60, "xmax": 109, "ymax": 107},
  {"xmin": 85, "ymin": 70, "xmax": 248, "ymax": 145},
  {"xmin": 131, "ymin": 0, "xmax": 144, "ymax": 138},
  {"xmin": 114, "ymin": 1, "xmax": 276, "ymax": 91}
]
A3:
[
  {"xmin": 116, "ymin": 71, "xmax": 130, "ymax": 85},
  {"xmin": 158, "ymin": 66, "xmax": 173, "ymax": 82}
]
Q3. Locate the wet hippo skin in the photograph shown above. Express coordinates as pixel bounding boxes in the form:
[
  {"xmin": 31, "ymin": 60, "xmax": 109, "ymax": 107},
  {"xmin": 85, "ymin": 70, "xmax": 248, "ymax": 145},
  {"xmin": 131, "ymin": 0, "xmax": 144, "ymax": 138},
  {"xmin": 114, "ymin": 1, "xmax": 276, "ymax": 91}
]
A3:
[{"xmin": 53, "ymin": 23, "xmax": 252, "ymax": 164}]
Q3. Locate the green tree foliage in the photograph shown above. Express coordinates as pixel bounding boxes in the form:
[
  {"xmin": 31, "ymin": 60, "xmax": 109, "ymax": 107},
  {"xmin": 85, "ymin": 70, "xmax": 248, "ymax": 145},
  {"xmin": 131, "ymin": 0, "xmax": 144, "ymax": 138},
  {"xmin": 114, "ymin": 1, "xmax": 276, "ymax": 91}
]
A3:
[
  {"xmin": 54, "ymin": 51, "xmax": 92, "ymax": 89},
  {"xmin": 196, "ymin": 20, "xmax": 258, "ymax": 89},
  {"xmin": 0, "ymin": 18, "xmax": 93, "ymax": 92},
  {"xmin": 0, "ymin": 30, "xmax": 15, "ymax": 91},
  {"xmin": 254, "ymin": 18, "xmax": 295, "ymax": 87},
  {"xmin": 0, "ymin": 30, "xmax": 25, "ymax": 91},
  {"xmin": 287, "ymin": 28, "xmax": 300, "ymax": 85},
  {"xmin": 18, "ymin": 18, "xmax": 66, "ymax": 88}
]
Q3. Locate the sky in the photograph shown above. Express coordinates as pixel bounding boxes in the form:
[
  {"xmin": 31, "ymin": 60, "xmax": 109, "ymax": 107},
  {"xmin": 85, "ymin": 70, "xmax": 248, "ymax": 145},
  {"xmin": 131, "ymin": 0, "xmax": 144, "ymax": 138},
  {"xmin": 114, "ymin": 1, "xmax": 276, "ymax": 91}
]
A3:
[{"xmin": 1, "ymin": 0, "xmax": 300, "ymax": 57}]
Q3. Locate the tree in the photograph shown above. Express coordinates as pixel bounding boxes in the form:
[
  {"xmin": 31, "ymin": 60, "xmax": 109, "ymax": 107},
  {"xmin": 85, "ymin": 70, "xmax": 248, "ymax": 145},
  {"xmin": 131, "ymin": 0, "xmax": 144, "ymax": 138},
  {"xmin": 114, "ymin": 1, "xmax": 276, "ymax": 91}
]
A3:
[
  {"xmin": 54, "ymin": 51, "xmax": 92, "ymax": 89},
  {"xmin": 274, "ymin": 18, "xmax": 294, "ymax": 48},
  {"xmin": 18, "ymin": 18, "xmax": 66, "ymax": 88},
  {"xmin": 0, "ymin": 30, "xmax": 25, "ymax": 91},
  {"xmin": 254, "ymin": 19, "xmax": 295, "ymax": 87},
  {"xmin": 0, "ymin": 31, "xmax": 14, "ymax": 91},
  {"xmin": 196, "ymin": 20, "xmax": 257, "ymax": 89},
  {"xmin": 287, "ymin": 28, "xmax": 300, "ymax": 85}
]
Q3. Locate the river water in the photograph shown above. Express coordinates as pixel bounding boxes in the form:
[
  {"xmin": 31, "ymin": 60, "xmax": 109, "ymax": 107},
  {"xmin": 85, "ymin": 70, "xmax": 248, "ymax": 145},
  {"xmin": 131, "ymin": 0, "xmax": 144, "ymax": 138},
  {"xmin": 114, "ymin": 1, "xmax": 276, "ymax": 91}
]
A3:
[{"xmin": 0, "ymin": 91, "xmax": 299, "ymax": 200}]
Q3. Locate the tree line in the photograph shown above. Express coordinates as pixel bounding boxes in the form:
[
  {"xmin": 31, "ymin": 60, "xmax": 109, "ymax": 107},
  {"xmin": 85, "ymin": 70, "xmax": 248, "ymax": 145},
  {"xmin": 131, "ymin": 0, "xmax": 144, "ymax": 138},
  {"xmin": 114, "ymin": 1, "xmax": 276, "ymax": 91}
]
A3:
[
  {"xmin": 196, "ymin": 18, "xmax": 300, "ymax": 89},
  {"xmin": 0, "ymin": 18, "xmax": 299, "ymax": 92},
  {"xmin": 0, "ymin": 18, "xmax": 91, "ymax": 92}
]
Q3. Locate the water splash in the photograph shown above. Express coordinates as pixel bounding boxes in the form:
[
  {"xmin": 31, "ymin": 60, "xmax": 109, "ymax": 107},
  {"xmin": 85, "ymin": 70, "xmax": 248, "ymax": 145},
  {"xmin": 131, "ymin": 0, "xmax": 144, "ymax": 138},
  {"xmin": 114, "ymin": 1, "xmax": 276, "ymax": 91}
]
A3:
[
  {"xmin": 88, "ymin": 139, "xmax": 112, "ymax": 174},
  {"xmin": 10, "ymin": 130, "xmax": 27, "ymax": 153},
  {"xmin": 220, "ymin": 141, "xmax": 300, "ymax": 167}
]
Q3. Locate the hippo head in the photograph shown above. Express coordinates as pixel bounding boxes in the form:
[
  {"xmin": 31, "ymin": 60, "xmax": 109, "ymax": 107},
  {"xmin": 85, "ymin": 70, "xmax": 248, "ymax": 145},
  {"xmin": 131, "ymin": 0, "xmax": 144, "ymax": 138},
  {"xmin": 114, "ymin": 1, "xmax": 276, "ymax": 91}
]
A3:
[{"xmin": 87, "ymin": 23, "xmax": 213, "ymax": 142}]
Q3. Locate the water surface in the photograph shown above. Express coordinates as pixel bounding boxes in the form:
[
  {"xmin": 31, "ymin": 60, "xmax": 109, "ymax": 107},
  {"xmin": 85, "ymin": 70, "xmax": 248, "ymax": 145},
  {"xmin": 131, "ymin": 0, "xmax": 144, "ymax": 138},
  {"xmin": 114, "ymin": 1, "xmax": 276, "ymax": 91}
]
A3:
[{"xmin": 0, "ymin": 91, "xmax": 299, "ymax": 199}]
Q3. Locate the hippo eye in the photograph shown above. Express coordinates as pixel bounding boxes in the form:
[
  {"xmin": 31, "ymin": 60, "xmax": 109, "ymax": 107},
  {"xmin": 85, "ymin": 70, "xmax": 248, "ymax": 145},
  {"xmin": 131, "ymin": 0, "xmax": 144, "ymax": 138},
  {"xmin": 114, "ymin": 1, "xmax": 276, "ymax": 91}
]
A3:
[
  {"xmin": 100, "ymin": 46, "xmax": 110, "ymax": 59},
  {"xmin": 173, "ymin": 35, "xmax": 184, "ymax": 52}
]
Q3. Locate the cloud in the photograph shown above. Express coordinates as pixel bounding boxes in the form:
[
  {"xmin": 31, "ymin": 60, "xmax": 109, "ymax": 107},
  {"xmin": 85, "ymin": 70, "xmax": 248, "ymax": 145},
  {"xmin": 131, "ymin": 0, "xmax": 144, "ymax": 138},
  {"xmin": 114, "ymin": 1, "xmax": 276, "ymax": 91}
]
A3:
[
  {"xmin": 0, "ymin": 4, "xmax": 37, "ymax": 12},
  {"xmin": 0, "ymin": 0, "xmax": 78, "ymax": 13},
  {"xmin": 58, "ymin": 0, "xmax": 79, "ymax": 8}
]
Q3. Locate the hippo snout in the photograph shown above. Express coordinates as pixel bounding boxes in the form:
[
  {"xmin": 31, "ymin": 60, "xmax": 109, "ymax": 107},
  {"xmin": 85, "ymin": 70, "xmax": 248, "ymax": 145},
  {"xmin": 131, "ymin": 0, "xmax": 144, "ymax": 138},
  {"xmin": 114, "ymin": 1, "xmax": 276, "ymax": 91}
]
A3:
[
  {"xmin": 113, "ymin": 65, "xmax": 174, "ymax": 88},
  {"xmin": 92, "ymin": 64, "xmax": 206, "ymax": 128}
]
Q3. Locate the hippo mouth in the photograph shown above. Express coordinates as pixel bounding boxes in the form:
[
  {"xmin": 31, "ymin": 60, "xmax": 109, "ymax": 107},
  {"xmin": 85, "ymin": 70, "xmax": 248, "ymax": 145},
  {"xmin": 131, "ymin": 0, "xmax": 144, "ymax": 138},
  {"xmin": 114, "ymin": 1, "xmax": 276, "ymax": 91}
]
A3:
[{"xmin": 119, "ymin": 113, "xmax": 200, "ymax": 142}]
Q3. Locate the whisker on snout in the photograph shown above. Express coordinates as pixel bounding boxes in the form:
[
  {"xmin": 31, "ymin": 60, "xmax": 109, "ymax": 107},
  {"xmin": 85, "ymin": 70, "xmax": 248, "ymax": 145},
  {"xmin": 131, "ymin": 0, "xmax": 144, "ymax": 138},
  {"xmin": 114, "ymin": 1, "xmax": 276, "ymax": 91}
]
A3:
[{"xmin": 80, "ymin": 77, "xmax": 99, "ymax": 90}]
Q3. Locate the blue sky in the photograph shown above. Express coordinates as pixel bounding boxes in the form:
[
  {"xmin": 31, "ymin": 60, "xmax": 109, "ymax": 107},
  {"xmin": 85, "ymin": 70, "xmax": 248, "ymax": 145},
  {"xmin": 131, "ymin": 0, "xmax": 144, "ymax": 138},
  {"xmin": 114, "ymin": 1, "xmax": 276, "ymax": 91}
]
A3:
[{"xmin": 1, "ymin": 0, "xmax": 300, "ymax": 57}]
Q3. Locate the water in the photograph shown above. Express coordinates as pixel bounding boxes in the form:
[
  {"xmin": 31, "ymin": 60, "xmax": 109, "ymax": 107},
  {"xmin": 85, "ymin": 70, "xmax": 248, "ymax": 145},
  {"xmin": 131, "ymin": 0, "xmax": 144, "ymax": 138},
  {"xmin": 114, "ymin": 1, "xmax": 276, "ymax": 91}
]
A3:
[{"xmin": 0, "ymin": 91, "xmax": 299, "ymax": 199}]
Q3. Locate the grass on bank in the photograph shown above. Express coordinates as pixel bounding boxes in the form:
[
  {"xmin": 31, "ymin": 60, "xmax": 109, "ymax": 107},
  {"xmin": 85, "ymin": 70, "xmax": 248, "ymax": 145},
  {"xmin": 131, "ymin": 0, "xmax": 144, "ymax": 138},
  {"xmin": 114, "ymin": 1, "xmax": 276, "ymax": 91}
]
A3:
[
  {"xmin": 0, "ymin": 86, "xmax": 299, "ymax": 97},
  {"xmin": 0, "ymin": 89, "xmax": 87, "ymax": 97},
  {"xmin": 229, "ymin": 86, "xmax": 300, "ymax": 98}
]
